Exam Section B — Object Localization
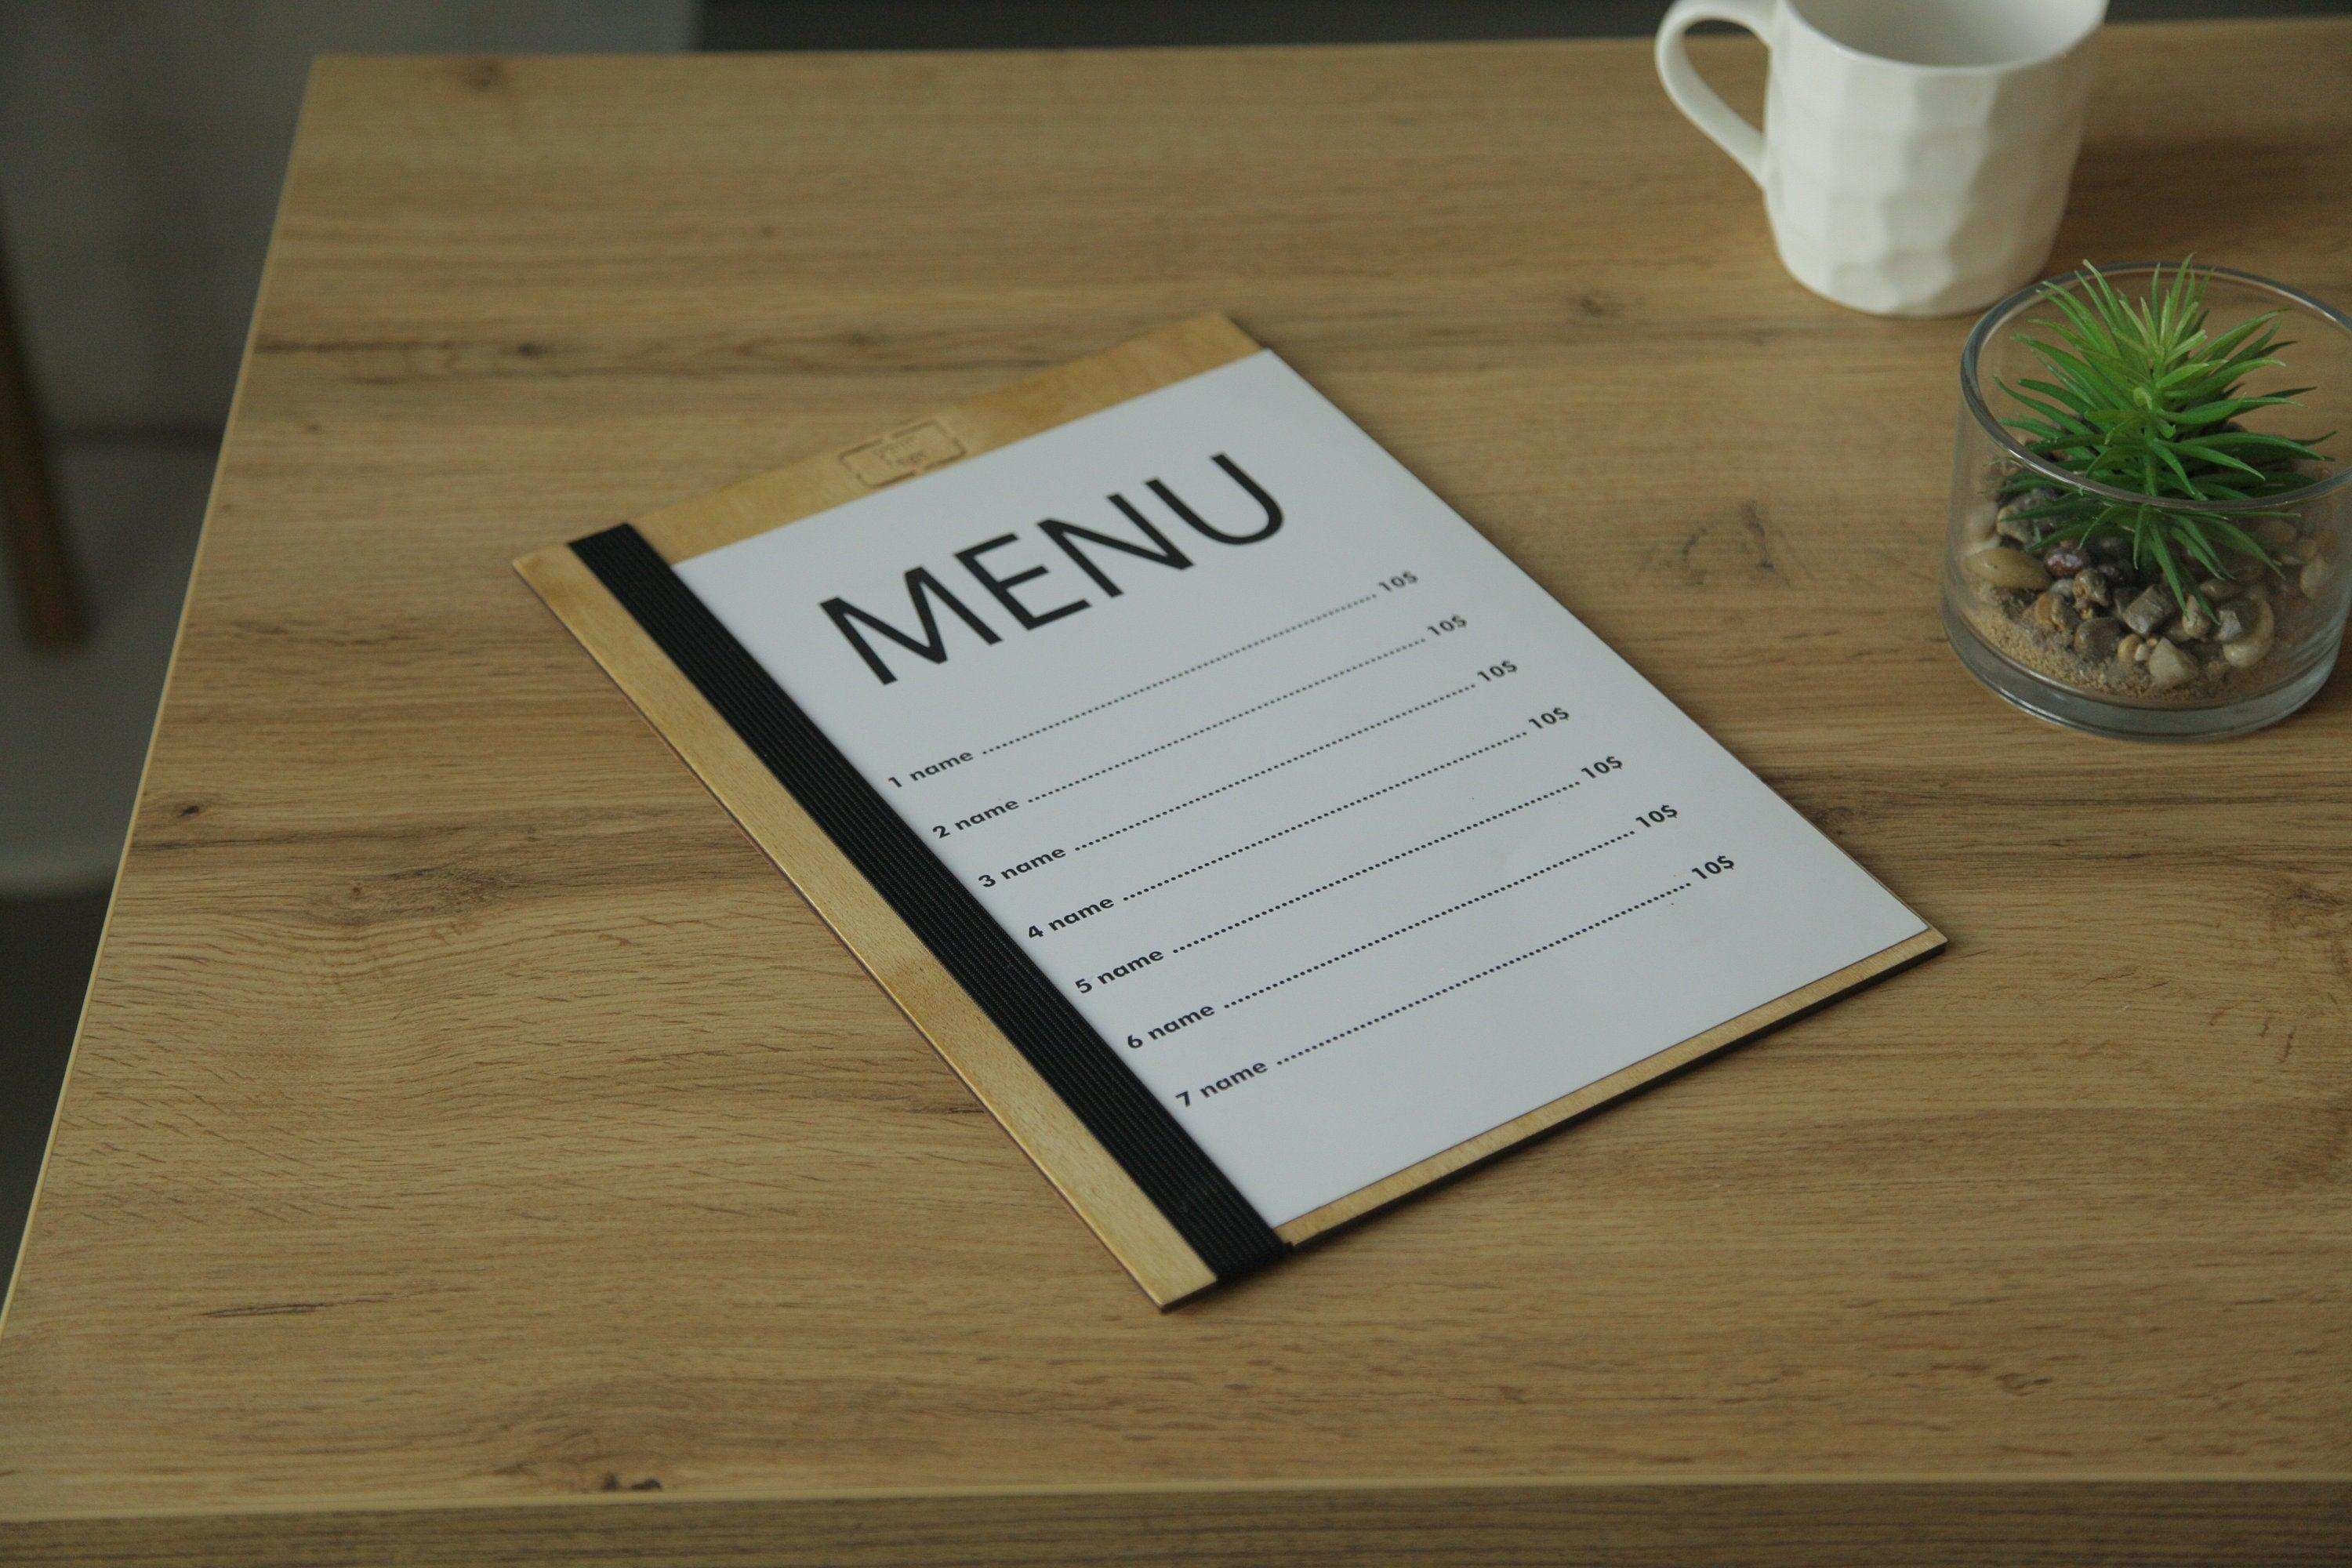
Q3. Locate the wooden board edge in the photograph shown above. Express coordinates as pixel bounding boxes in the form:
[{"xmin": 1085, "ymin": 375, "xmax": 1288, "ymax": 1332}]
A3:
[
  {"xmin": 5, "ymin": 1473, "xmax": 2343, "ymax": 1568},
  {"xmin": 630, "ymin": 312, "xmax": 1263, "ymax": 564},
  {"xmin": 512, "ymin": 544, "xmax": 1216, "ymax": 1308},
  {"xmin": 1273, "ymin": 925, "xmax": 1947, "ymax": 1246}
]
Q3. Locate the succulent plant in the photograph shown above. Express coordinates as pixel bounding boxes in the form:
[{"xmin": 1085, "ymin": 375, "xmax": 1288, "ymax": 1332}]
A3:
[{"xmin": 1998, "ymin": 261, "xmax": 2331, "ymax": 613}]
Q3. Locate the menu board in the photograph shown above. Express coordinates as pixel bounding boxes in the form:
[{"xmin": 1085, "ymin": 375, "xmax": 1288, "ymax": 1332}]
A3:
[{"xmin": 519, "ymin": 316, "xmax": 1939, "ymax": 1306}]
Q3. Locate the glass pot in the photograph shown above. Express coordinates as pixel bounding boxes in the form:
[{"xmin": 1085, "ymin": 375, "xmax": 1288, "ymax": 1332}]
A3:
[{"xmin": 1942, "ymin": 263, "xmax": 2352, "ymax": 739}]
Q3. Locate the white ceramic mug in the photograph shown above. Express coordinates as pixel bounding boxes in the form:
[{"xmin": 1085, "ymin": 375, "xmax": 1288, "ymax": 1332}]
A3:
[{"xmin": 1656, "ymin": 0, "xmax": 2105, "ymax": 317}]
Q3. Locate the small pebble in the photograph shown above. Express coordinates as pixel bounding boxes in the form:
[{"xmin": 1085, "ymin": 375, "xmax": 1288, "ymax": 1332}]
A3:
[
  {"xmin": 1995, "ymin": 489, "xmax": 2058, "ymax": 544},
  {"xmin": 2031, "ymin": 590, "xmax": 2078, "ymax": 635},
  {"xmin": 2042, "ymin": 542, "xmax": 2092, "ymax": 578},
  {"xmin": 2302, "ymin": 555, "xmax": 2332, "ymax": 597},
  {"xmin": 2116, "ymin": 632, "xmax": 2145, "ymax": 664},
  {"xmin": 1965, "ymin": 544, "xmax": 2052, "ymax": 592},
  {"xmin": 1995, "ymin": 510, "xmax": 2042, "ymax": 546},
  {"xmin": 2215, "ymin": 595, "xmax": 2266, "ymax": 642},
  {"xmin": 2120, "ymin": 583, "xmax": 2177, "ymax": 637},
  {"xmin": 2255, "ymin": 516, "xmax": 2299, "ymax": 551},
  {"xmin": 2073, "ymin": 616, "xmax": 2123, "ymax": 661},
  {"xmin": 2067, "ymin": 569, "xmax": 2112, "ymax": 610},
  {"xmin": 2145, "ymin": 637, "xmax": 2198, "ymax": 690},
  {"xmin": 2222, "ymin": 594, "xmax": 2276, "ymax": 668},
  {"xmin": 2172, "ymin": 597, "xmax": 2215, "ymax": 641}
]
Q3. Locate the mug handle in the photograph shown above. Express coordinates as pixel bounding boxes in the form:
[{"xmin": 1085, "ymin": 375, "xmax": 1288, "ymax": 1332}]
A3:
[{"xmin": 1655, "ymin": 0, "xmax": 1776, "ymax": 183}]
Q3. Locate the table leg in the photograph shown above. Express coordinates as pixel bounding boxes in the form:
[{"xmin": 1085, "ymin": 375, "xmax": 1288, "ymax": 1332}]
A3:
[{"xmin": 0, "ymin": 240, "xmax": 86, "ymax": 647}]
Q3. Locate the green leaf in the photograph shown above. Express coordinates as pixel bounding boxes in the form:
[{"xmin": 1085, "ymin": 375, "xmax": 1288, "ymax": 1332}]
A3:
[
  {"xmin": 2198, "ymin": 430, "xmax": 2324, "ymax": 459},
  {"xmin": 2041, "ymin": 286, "xmax": 2111, "ymax": 350},
  {"xmin": 1999, "ymin": 379, "xmax": 2089, "ymax": 429},
  {"xmin": 2200, "ymin": 310, "xmax": 2278, "ymax": 361},
  {"xmin": 2172, "ymin": 395, "xmax": 2294, "ymax": 424},
  {"xmin": 2201, "ymin": 515, "xmax": 2277, "ymax": 568},
  {"xmin": 2161, "ymin": 262, "xmax": 2194, "ymax": 345},
  {"xmin": 2020, "ymin": 336, "xmax": 2137, "ymax": 408},
  {"xmin": 2172, "ymin": 524, "xmax": 2227, "ymax": 580},
  {"xmin": 2017, "ymin": 376, "xmax": 2100, "ymax": 417},
  {"xmin": 2147, "ymin": 529, "xmax": 2194, "ymax": 613},
  {"xmin": 2154, "ymin": 444, "xmax": 2198, "ymax": 495},
  {"xmin": 2172, "ymin": 439, "xmax": 2266, "ymax": 477}
]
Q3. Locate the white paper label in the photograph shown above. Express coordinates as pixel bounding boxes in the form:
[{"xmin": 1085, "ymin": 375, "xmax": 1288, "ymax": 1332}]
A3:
[{"xmin": 680, "ymin": 351, "xmax": 1926, "ymax": 1227}]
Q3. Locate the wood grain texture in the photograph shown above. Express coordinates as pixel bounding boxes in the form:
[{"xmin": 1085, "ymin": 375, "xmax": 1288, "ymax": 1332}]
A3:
[
  {"xmin": 4, "ymin": 22, "xmax": 2349, "ymax": 1564},
  {"xmin": 514, "ymin": 529, "xmax": 1219, "ymax": 1307},
  {"xmin": 630, "ymin": 310, "xmax": 1261, "ymax": 561},
  {"xmin": 3, "ymin": 1481, "xmax": 2348, "ymax": 1568}
]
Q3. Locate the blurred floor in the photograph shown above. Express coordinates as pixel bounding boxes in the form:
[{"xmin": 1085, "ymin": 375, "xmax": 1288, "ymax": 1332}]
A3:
[
  {"xmin": 2, "ymin": 433, "xmax": 210, "ymax": 1287},
  {"xmin": 1, "ymin": 436, "xmax": 212, "ymax": 890},
  {"xmin": 1, "ymin": 891, "xmax": 105, "ymax": 1282}
]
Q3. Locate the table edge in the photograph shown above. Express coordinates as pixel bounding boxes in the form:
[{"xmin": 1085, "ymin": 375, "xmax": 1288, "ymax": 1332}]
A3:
[{"xmin": 3, "ymin": 1475, "xmax": 2345, "ymax": 1567}]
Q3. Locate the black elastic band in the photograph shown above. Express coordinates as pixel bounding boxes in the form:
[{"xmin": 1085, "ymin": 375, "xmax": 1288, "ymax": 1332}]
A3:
[{"xmin": 573, "ymin": 524, "xmax": 1287, "ymax": 1284}]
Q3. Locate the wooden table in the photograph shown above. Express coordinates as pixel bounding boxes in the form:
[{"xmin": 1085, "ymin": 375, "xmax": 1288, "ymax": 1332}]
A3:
[{"xmin": 5, "ymin": 21, "xmax": 2347, "ymax": 1565}]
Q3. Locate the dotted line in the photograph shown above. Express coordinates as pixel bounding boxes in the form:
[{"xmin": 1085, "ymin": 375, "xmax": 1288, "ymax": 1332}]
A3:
[
  {"xmin": 1073, "ymin": 686, "xmax": 1475, "ymax": 851},
  {"xmin": 1026, "ymin": 640, "xmax": 1426, "ymax": 801},
  {"xmin": 1122, "ymin": 733, "xmax": 1528, "ymax": 900},
  {"xmin": 1272, "ymin": 882, "xmax": 1693, "ymax": 1066},
  {"xmin": 1170, "ymin": 779, "xmax": 1587, "ymax": 952},
  {"xmin": 1225, "ymin": 830, "xmax": 1639, "ymax": 1007},
  {"xmin": 979, "ymin": 594, "xmax": 1377, "ymax": 755}
]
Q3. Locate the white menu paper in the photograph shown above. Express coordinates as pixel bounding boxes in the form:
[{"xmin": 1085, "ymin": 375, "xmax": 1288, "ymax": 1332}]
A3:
[{"xmin": 679, "ymin": 350, "xmax": 1928, "ymax": 1228}]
